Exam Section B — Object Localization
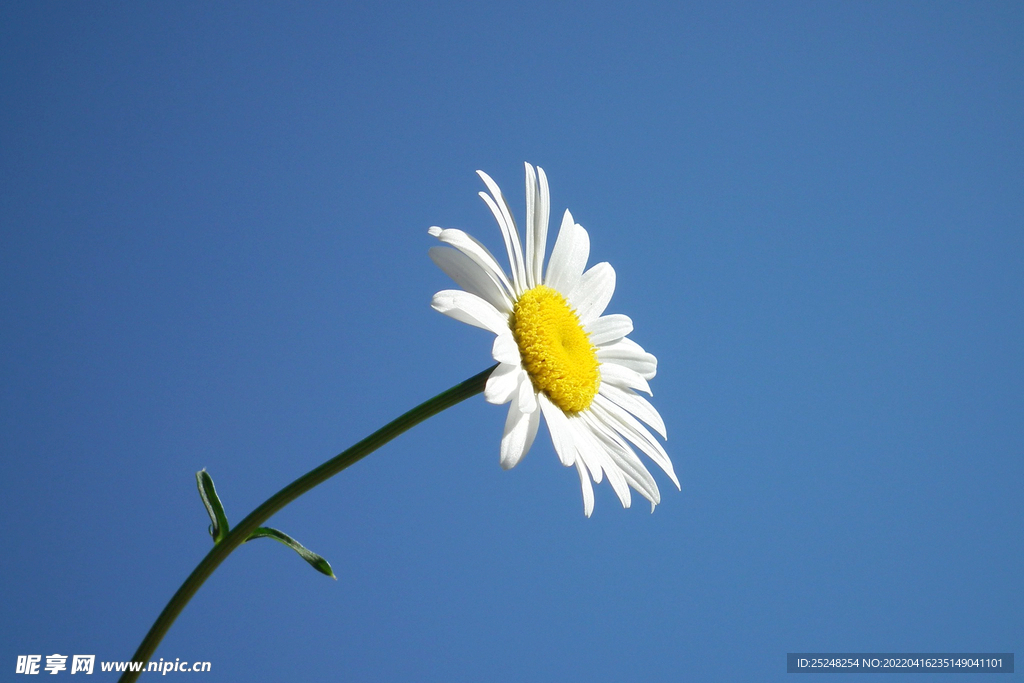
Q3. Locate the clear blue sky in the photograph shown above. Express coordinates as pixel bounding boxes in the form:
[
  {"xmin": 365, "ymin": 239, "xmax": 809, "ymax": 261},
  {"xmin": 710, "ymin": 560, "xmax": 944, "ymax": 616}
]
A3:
[{"xmin": 2, "ymin": 2, "xmax": 1021, "ymax": 681}]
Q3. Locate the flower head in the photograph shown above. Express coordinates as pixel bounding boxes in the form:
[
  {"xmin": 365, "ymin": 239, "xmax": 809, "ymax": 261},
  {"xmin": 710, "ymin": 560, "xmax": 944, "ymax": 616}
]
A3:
[{"xmin": 429, "ymin": 164, "xmax": 678, "ymax": 515}]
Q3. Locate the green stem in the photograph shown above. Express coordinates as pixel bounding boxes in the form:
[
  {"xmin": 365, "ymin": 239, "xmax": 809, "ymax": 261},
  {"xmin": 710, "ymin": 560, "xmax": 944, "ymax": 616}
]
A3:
[{"xmin": 119, "ymin": 364, "xmax": 496, "ymax": 683}]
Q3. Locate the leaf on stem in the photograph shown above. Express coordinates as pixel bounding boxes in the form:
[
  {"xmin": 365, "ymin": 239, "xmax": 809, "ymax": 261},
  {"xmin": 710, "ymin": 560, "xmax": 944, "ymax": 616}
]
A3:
[
  {"xmin": 246, "ymin": 527, "xmax": 337, "ymax": 579},
  {"xmin": 196, "ymin": 469, "xmax": 230, "ymax": 544}
]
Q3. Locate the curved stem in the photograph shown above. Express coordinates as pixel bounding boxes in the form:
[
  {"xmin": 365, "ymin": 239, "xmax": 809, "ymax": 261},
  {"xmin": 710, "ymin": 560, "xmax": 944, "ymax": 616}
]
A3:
[{"xmin": 119, "ymin": 365, "xmax": 496, "ymax": 683}]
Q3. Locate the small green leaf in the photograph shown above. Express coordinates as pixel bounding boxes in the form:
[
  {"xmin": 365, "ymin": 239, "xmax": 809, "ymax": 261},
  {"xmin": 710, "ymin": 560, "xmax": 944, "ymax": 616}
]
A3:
[
  {"xmin": 196, "ymin": 469, "xmax": 230, "ymax": 544},
  {"xmin": 246, "ymin": 527, "xmax": 336, "ymax": 579}
]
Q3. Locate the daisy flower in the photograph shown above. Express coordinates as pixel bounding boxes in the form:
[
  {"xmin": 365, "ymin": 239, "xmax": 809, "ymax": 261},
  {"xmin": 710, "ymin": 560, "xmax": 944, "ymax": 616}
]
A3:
[{"xmin": 428, "ymin": 163, "xmax": 678, "ymax": 516}]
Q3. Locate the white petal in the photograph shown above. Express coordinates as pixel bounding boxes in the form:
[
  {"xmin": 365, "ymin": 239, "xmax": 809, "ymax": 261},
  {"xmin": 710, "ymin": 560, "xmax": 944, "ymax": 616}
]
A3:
[
  {"xmin": 600, "ymin": 361, "xmax": 652, "ymax": 395},
  {"xmin": 573, "ymin": 421, "xmax": 631, "ymax": 508},
  {"xmin": 578, "ymin": 446, "xmax": 603, "ymax": 483},
  {"xmin": 485, "ymin": 362, "xmax": 522, "ymax": 405},
  {"xmin": 594, "ymin": 450, "xmax": 633, "ymax": 509},
  {"xmin": 573, "ymin": 448, "xmax": 602, "ymax": 491},
  {"xmin": 524, "ymin": 163, "xmax": 550, "ymax": 290},
  {"xmin": 569, "ymin": 262, "xmax": 615, "ymax": 324},
  {"xmin": 477, "ymin": 171, "xmax": 527, "ymax": 294},
  {"xmin": 429, "ymin": 246, "xmax": 513, "ymax": 314},
  {"xmin": 593, "ymin": 411, "xmax": 671, "ymax": 497},
  {"xmin": 524, "ymin": 164, "xmax": 537, "ymax": 288},
  {"xmin": 582, "ymin": 411, "xmax": 660, "ymax": 505},
  {"xmin": 431, "ymin": 290, "xmax": 510, "ymax": 335},
  {"xmin": 517, "ymin": 374, "xmax": 538, "ymax": 414},
  {"xmin": 607, "ymin": 447, "xmax": 659, "ymax": 508},
  {"xmin": 598, "ymin": 382, "xmax": 667, "ymax": 438},
  {"xmin": 544, "ymin": 211, "xmax": 590, "ymax": 295},
  {"xmin": 538, "ymin": 393, "xmax": 576, "ymax": 467},
  {"xmin": 570, "ymin": 421, "xmax": 602, "ymax": 483},
  {"xmin": 500, "ymin": 399, "xmax": 541, "ymax": 470},
  {"xmin": 592, "ymin": 395, "xmax": 679, "ymax": 489},
  {"xmin": 533, "ymin": 166, "xmax": 550, "ymax": 288},
  {"xmin": 576, "ymin": 460, "xmax": 595, "ymax": 517},
  {"xmin": 429, "ymin": 227, "xmax": 514, "ymax": 301},
  {"xmin": 585, "ymin": 314, "xmax": 633, "ymax": 346},
  {"xmin": 492, "ymin": 332, "xmax": 521, "ymax": 365},
  {"xmin": 596, "ymin": 337, "xmax": 657, "ymax": 380},
  {"xmin": 605, "ymin": 461, "xmax": 632, "ymax": 508}
]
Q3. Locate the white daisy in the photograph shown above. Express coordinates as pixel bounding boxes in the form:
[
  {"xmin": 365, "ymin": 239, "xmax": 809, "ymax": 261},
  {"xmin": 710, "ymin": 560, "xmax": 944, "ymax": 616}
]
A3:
[{"xmin": 428, "ymin": 163, "xmax": 678, "ymax": 516}]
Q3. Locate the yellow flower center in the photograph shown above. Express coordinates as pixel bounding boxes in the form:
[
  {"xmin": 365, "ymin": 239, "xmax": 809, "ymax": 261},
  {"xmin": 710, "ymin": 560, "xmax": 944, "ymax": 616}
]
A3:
[{"xmin": 511, "ymin": 285, "xmax": 600, "ymax": 414}]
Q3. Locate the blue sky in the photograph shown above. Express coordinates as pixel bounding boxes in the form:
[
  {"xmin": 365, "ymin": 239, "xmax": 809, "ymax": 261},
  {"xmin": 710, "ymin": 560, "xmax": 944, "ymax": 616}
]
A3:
[{"xmin": 1, "ymin": 2, "xmax": 1021, "ymax": 681}]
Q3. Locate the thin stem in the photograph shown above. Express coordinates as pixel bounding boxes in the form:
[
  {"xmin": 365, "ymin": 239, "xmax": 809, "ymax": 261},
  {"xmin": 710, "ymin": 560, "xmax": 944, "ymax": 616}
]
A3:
[{"xmin": 119, "ymin": 365, "xmax": 496, "ymax": 683}]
